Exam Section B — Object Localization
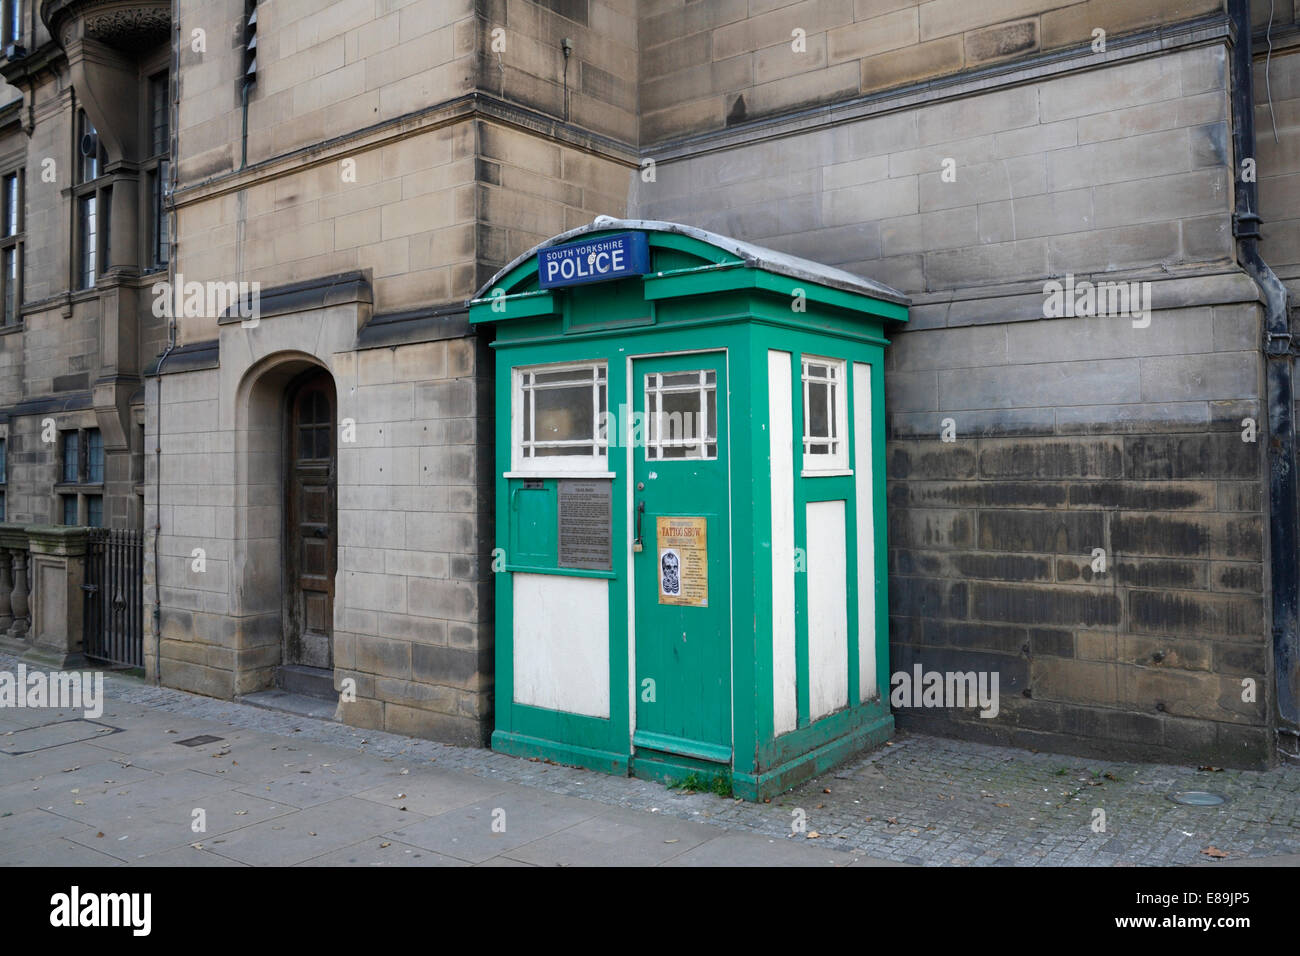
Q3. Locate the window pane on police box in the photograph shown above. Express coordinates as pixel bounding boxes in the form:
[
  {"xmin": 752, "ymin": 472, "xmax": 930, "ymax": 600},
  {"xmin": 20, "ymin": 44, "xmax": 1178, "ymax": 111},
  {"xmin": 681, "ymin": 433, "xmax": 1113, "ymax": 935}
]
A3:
[
  {"xmin": 808, "ymin": 382, "xmax": 829, "ymax": 437},
  {"xmin": 534, "ymin": 384, "xmax": 592, "ymax": 441},
  {"xmin": 660, "ymin": 390, "xmax": 699, "ymax": 442}
]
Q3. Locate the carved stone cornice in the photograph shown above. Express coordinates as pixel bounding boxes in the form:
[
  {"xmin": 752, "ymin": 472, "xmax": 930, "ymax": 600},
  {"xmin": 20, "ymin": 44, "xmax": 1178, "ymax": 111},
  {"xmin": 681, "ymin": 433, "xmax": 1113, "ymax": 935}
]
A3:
[{"xmin": 42, "ymin": 0, "xmax": 170, "ymax": 52}]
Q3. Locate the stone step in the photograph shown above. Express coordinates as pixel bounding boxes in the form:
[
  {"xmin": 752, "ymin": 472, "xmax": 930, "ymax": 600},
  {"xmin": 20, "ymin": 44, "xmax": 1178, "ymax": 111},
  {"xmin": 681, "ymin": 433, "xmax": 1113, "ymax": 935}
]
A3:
[
  {"xmin": 276, "ymin": 664, "xmax": 336, "ymax": 700},
  {"xmin": 236, "ymin": 688, "xmax": 338, "ymax": 722}
]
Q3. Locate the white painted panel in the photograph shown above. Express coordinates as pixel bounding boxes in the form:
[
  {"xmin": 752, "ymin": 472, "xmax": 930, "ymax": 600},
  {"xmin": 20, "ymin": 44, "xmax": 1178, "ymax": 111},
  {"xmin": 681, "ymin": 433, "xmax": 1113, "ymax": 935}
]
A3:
[
  {"xmin": 806, "ymin": 499, "xmax": 849, "ymax": 721},
  {"xmin": 853, "ymin": 362, "xmax": 877, "ymax": 702},
  {"xmin": 513, "ymin": 573, "xmax": 610, "ymax": 718},
  {"xmin": 768, "ymin": 350, "xmax": 797, "ymax": 737}
]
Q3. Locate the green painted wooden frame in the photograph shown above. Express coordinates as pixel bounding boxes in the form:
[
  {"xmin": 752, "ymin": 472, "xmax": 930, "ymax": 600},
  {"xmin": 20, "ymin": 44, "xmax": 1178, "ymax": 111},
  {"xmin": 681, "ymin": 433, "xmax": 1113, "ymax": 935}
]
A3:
[{"xmin": 469, "ymin": 225, "xmax": 907, "ymax": 799}]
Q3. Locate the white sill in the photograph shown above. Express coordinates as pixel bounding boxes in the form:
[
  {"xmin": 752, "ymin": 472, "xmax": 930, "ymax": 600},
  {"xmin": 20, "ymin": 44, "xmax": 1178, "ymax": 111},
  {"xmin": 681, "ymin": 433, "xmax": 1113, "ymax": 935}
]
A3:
[
  {"xmin": 801, "ymin": 468, "xmax": 853, "ymax": 478},
  {"xmin": 504, "ymin": 470, "xmax": 616, "ymax": 479}
]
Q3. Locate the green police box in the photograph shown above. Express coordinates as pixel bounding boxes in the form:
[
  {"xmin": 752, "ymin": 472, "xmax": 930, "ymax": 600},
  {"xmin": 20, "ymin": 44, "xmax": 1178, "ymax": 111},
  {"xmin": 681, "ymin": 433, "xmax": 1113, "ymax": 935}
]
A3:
[{"xmin": 468, "ymin": 218, "xmax": 909, "ymax": 800}]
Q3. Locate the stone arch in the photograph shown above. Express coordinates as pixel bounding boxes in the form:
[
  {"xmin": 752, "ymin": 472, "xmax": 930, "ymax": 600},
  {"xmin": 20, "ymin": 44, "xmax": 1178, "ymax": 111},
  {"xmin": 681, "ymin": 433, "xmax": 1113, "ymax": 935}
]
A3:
[{"xmin": 229, "ymin": 350, "xmax": 336, "ymax": 693}]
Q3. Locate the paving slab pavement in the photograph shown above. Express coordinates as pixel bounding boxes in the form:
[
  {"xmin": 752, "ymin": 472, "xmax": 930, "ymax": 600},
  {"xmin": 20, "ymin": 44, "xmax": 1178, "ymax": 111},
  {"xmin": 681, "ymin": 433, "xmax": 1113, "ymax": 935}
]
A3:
[
  {"xmin": 2, "ymin": 655, "xmax": 1296, "ymax": 867},
  {"xmin": 0, "ymin": 658, "xmax": 877, "ymax": 867}
]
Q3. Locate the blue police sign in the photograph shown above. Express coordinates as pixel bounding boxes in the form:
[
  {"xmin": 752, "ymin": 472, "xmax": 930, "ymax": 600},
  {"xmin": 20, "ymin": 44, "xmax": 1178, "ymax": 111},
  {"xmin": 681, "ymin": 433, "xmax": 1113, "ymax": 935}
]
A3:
[{"xmin": 538, "ymin": 232, "xmax": 650, "ymax": 289}]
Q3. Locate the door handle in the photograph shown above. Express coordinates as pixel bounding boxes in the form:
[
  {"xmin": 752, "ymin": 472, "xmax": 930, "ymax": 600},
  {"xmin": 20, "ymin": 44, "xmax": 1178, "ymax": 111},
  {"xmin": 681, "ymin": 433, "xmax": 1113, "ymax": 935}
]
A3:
[{"xmin": 633, "ymin": 501, "xmax": 645, "ymax": 553}]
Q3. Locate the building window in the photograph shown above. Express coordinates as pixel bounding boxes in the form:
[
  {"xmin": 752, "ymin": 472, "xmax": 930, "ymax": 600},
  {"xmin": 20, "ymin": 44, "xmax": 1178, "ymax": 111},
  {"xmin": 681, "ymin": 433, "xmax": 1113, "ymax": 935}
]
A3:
[
  {"xmin": 62, "ymin": 430, "xmax": 80, "ymax": 483},
  {"xmin": 57, "ymin": 427, "xmax": 104, "ymax": 526},
  {"xmin": 78, "ymin": 196, "xmax": 96, "ymax": 288},
  {"xmin": 86, "ymin": 428, "xmax": 103, "ymax": 482},
  {"xmin": 513, "ymin": 363, "xmax": 608, "ymax": 471},
  {"xmin": 74, "ymin": 109, "xmax": 109, "ymax": 290},
  {"xmin": 802, "ymin": 356, "xmax": 848, "ymax": 471},
  {"xmin": 1, "ymin": 170, "xmax": 21, "ymax": 324},
  {"xmin": 146, "ymin": 72, "xmax": 170, "ymax": 269},
  {"xmin": 3, "ymin": 0, "xmax": 19, "ymax": 46},
  {"xmin": 0, "ymin": 436, "xmax": 6, "ymax": 522},
  {"xmin": 644, "ymin": 369, "xmax": 717, "ymax": 460}
]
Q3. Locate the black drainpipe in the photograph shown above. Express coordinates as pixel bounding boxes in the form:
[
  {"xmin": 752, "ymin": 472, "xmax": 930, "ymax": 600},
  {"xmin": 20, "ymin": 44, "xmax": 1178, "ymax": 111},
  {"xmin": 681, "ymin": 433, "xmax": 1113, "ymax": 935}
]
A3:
[{"xmin": 1229, "ymin": 0, "xmax": 1298, "ymax": 759}]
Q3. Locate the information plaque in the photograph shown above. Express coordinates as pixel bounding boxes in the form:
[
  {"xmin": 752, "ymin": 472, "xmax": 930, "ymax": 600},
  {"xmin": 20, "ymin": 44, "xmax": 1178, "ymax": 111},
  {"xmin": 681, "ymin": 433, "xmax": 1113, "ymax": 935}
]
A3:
[{"xmin": 557, "ymin": 479, "xmax": 613, "ymax": 570}]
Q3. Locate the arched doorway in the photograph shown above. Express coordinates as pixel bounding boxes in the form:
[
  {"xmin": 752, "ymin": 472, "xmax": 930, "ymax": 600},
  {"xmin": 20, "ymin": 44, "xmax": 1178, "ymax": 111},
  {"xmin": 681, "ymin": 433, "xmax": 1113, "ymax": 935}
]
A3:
[{"xmin": 283, "ymin": 367, "xmax": 338, "ymax": 673}]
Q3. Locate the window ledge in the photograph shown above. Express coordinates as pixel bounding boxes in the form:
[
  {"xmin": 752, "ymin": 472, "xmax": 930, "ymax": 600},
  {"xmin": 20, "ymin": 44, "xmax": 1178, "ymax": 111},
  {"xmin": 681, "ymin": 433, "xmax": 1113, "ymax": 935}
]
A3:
[{"xmin": 801, "ymin": 468, "xmax": 853, "ymax": 478}]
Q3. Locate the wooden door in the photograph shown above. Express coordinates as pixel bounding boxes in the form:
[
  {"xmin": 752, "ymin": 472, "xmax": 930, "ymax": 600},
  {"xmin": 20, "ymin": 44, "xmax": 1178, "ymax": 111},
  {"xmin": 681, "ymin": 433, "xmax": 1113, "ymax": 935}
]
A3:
[{"xmin": 285, "ymin": 369, "xmax": 337, "ymax": 670}]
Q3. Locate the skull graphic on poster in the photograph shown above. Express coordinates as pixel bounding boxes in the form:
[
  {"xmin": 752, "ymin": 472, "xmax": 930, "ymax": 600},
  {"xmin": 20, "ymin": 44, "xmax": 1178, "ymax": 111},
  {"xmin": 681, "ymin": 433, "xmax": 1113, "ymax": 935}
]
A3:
[{"xmin": 660, "ymin": 549, "xmax": 680, "ymax": 596}]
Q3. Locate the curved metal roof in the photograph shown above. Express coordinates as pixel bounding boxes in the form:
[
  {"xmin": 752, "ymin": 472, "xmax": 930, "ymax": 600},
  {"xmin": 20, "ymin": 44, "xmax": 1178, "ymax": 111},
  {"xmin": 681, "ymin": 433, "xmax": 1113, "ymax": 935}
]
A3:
[{"xmin": 471, "ymin": 216, "xmax": 910, "ymax": 307}]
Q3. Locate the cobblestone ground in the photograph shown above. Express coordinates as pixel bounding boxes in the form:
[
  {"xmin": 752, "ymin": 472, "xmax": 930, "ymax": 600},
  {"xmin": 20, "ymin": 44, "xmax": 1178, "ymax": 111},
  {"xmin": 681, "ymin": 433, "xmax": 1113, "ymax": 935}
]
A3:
[{"xmin": 24, "ymin": 660, "xmax": 1299, "ymax": 867}]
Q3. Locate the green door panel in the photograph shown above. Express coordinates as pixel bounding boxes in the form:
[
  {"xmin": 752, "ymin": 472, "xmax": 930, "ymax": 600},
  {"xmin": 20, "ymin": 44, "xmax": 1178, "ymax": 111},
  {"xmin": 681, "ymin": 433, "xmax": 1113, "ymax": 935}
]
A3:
[{"xmin": 632, "ymin": 351, "xmax": 732, "ymax": 758}]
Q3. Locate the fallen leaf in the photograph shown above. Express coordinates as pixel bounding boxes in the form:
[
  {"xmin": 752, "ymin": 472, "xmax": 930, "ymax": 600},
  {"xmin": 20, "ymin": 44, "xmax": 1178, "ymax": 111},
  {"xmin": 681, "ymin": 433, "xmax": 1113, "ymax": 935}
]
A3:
[
  {"xmin": 96, "ymin": 832, "xmax": 104, "ymax": 838},
  {"xmin": 823, "ymin": 788, "xmax": 831, "ymax": 794},
  {"xmin": 994, "ymin": 803, "xmax": 1010, "ymax": 808},
  {"xmin": 664, "ymin": 838, "xmax": 679, "ymax": 844},
  {"xmin": 1198, "ymin": 765, "xmax": 1223, "ymax": 772},
  {"xmin": 308, "ymin": 831, "xmax": 317, "ymax": 836},
  {"xmin": 379, "ymin": 842, "xmax": 391, "ymax": 848},
  {"xmin": 886, "ymin": 817, "xmax": 898, "ymax": 824},
  {"xmin": 73, "ymin": 800, "xmax": 85, "ymax": 805},
  {"xmin": 1201, "ymin": 846, "xmax": 1229, "ymax": 859},
  {"xmin": 233, "ymin": 810, "xmax": 248, "ymax": 816}
]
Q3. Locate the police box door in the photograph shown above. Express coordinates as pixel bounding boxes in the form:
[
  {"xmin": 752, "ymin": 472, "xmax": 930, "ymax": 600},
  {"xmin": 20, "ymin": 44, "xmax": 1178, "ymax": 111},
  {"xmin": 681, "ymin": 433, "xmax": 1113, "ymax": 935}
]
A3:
[{"xmin": 631, "ymin": 352, "xmax": 732, "ymax": 764}]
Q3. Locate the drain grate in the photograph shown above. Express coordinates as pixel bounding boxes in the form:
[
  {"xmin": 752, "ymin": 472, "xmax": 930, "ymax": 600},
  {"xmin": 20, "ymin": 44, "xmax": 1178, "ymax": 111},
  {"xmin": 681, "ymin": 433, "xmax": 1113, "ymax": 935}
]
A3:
[{"xmin": 175, "ymin": 734, "xmax": 224, "ymax": 748}]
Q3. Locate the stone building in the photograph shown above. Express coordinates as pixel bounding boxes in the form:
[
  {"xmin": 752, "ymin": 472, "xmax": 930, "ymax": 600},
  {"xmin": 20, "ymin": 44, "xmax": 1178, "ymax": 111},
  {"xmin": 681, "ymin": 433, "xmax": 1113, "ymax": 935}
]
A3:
[{"xmin": 0, "ymin": 0, "xmax": 1296, "ymax": 769}]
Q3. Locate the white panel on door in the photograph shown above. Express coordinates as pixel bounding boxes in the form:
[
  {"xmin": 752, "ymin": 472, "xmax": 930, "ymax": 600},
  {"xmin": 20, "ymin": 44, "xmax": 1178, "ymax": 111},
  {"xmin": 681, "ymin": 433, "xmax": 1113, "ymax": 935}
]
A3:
[
  {"xmin": 513, "ymin": 572, "xmax": 610, "ymax": 718},
  {"xmin": 853, "ymin": 361, "xmax": 876, "ymax": 702},
  {"xmin": 768, "ymin": 350, "xmax": 797, "ymax": 736},
  {"xmin": 806, "ymin": 499, "xmax": 849, "ymax": 721}
]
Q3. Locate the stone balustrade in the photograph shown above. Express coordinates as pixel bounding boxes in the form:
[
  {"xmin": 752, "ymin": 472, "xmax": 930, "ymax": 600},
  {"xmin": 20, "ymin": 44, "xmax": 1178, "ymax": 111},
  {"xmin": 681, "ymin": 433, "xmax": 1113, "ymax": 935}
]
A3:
[{"xmin": 0, "ymin": 524, "xmax": 89, "ymax": 668}]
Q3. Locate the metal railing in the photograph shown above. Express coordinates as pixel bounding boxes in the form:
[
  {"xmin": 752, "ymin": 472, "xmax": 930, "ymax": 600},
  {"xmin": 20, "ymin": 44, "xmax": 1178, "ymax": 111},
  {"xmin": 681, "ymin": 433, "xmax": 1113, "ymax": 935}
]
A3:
[{"xmin": 82, "ymin": 528, "xmax": 144, "ymax": 667}]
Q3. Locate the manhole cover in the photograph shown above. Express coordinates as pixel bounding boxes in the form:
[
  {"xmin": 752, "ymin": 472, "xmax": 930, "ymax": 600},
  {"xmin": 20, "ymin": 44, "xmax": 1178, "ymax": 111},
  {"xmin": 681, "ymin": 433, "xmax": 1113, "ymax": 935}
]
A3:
[
  {"xmin": 0, "ymin": 719, "xmax": 122, "ymax": 755},
  {"xmin": 1168, "ymin": 790, "xmax": 1227, "ymax": 806},
  {"xmin": 175, "ymin": 734, "xmax": 224, "ymax": 748}
]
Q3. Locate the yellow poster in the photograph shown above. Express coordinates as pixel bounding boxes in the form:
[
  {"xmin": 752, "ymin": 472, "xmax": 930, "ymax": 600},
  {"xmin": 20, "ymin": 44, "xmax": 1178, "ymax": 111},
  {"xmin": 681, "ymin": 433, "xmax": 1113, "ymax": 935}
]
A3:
[{"xmin": 657, "ymin": 516, "xmax": 708, "ymax": 607}]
